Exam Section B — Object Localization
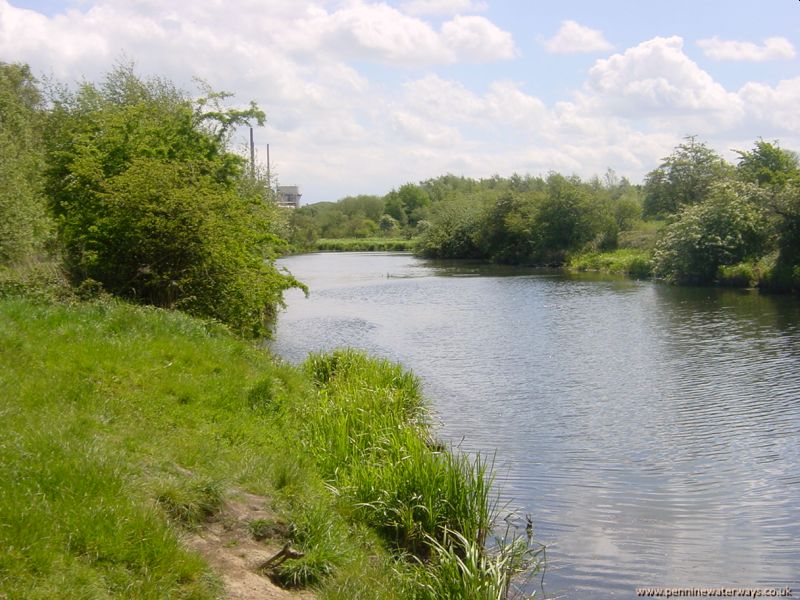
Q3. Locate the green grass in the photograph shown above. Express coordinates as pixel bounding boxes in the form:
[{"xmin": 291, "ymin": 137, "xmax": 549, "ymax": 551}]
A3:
[
  {"xmin": 567, "ymin": 248, "xmax": 654, "ymax": 278},
  {"xmin": 0, "ymin": 297, "xmax": 538, "ymax": 599},
  {"xmin": 314, "ymin": 237, "xmax": 414, "ymax": 252},
  {"xmin": 301, "ymin": 350, "xmax": 491, "ymax": 557}
]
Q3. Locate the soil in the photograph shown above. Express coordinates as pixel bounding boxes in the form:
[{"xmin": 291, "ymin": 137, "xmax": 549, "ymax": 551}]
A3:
[{"xmin": 185, "ymin": 490, "xmax": 315, "ymax": 600}]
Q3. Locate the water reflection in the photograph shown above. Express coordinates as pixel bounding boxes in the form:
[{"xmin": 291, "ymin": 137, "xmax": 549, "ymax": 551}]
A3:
[{"xmin": 273, "ymin": 252, "xmax": 800, "ymax": 598}]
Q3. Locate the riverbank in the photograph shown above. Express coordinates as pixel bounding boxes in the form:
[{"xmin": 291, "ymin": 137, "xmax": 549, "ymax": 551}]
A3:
[
  {"xmin": 313, "ymin": 237, "xmax": 414, "ymax": 252},
  {"xmin": 0, "ymin": 295, "xmax": 537, "ymax": 599}
]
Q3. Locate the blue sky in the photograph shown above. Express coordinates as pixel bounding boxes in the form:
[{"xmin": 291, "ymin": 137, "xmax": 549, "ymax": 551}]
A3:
[{"xmin": 2, "ymin": 0, "xmax": 799, "ymax": 203}]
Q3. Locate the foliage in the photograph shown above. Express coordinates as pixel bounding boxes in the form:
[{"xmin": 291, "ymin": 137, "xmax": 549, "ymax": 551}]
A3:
[
  {"xmin": 652, "ymin": 182, "xmax": 771, "ymax": 284},
  {"xmin": 477, "ymin": 192, "xmax": 539, "ymax": 264},
  {"xmin": 643, "ymin": 136, "xmax": 733, "ymax": 217},
  {"xmin": 568, "ymin": 248, "xmax": 653, "ymax": 278},
  {"xmin": 314, "ymin": 237, "xmax": 414, "ymax": 252},
  {"xmin": 764, "ymin": 182, "xmax": 800, "ymax": 291},
  {"xmin": 290, "ymin": 195, "xmax": 386, "ymax": 243},
  {"xmin": 0, "ymin": 258, "xmax": 76, "ymax": 303},
  {"xmin": 0, "ymin": 62, "xmax": 52, "ymax": 263},
  {"xmin": 298, "ymin": 349, "xmax": 538, "ymax": 595},
  {"xmin": 42, "ymin": 64, "xmax": 296, "ymax": 335},
  {"xmin": 416, "ymin": 197, "xmax": 486, "ymax": 259},
  {"xmin": 735, "ymin": 139, "xmax": 800, "ymax": 188},
  {"xmin": 529, "ymin": 174, "xmax": 607, "ymax": 263}
]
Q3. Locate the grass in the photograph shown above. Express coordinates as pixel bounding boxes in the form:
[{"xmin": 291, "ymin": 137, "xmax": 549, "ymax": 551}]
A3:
[
  {"xmin": 567, "ymin": 248, "xmax": 654, "ymax": 278},
  {"xmin": 0, "ymin": 296, "xmax": 538, "ymax": 598},
  {"xmin": 301, "ymin": 350, "xmax": 491, "ymax": 557},
  {"xmin": 313, "ymin": 237, "xmax": 415, "ymax": 252}
]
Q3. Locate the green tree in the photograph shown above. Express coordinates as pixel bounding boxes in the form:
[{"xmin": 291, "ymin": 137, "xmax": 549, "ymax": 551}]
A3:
[
  {"xmin": 643, "ymin": 137, "xmax": 733, "ymax": 217},
  {"xmin": 652, "ymin": 182, "xmax": 770, "ymax": 284},
  {"xmin": 529, "ymin": 174, "xmax": 600, "ymax": 264},
  {"xmin": 417, "ymin": 199, "xmax": 483, "ymax": 259},
  {"xmin": 383, "ymin": 191, "xmax": 408, "ymax": 226},
  {"xmin": 379, "ymin": 214, "xmax": 399, "ymax": 235},
  {"xmin": 735, "ymin": 139, "xmax": 799, "ymax": 188},
  {"xmin": 0, "ymin": 62, "xmax": 51, "ymax": 263},
  {"xmin": 478, "ymin": 192, "xmax": 537, "ymax": 263},
  {"xmin": 43, "ymin": 64, "xmax": 296, "ymax": 336}
]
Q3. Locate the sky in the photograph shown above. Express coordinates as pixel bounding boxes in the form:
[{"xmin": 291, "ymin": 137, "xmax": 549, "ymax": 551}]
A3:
[{"xmin": 2, "ymin": 0, "xmax": 799, "ymax": 204}]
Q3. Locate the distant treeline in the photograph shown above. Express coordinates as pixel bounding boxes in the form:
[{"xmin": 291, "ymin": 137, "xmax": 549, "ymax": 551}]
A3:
[{"xmin": 291, "ymin": 137, "xmax": 800, "ymax": 291}]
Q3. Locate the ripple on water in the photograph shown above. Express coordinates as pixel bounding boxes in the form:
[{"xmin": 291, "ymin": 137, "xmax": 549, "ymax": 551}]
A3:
[{"xmin": 273, "ymin": 254, "xmax": 800, "ymax": 599}]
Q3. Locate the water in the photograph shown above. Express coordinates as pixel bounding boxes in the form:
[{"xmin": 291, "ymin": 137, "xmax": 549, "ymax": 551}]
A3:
[{"xmin": 271, "ymin": 252, "xmax": 800, "ymax": 599}]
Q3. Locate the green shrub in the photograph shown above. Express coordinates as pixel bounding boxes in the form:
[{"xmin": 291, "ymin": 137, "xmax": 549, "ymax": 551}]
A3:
[
  {"xmin": 0, "ymin": 63, "xmax": 52, "ymax": 263},
  {"xmin": 652, "ymin": 182, "xmax": 771, "ymax": 284},
  {"xmin": 43, "ymin": 65, "xmax": 299, "ymax": 336},
  {"xmin": 717, "ymin": 262, "xmax": 758, "ymax": 287}
]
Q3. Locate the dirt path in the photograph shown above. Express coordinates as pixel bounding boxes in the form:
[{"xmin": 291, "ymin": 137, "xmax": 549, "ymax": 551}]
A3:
[{"xmin": 185, "ymin": 490, "xmax": 314, "ymax": 600}]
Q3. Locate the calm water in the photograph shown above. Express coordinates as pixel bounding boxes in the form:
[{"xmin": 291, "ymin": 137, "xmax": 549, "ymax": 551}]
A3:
[{"xmin": 272, "ymin": 252, "xmax": 800, "ymax": 599}]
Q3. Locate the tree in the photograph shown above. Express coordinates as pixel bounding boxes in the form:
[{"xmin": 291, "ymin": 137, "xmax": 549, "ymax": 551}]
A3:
[
  {"xmin": 0, "ymin": 62, "xmax": 51, "ymax": 263},
  {"xmin": 43, "ymin": 64, "xmax": 296, "ymax": 336},
  {"xmin": 643, "ymin": 136, "xmax": 733, "ymax": 217},
  {"xmin": 735, "ymin": 139, "xmax": 799, "ymax": 188},
  {"xmin": 383, "ymin": 191, "xmax": 408, "ymax": 226},
  {"xmin": 528, "ymin": 174, "xmax": 600, "ymax": 264},
  {"xmin": 652, "ymin": 182, "xmax": 770, "ymax": 284},
  {"xmin": 417, "ymin": 199, "xmax": 483, "ymax": 259},
  {"xmin": 379, "ymin": 214, "xmax": 399, "ymax": 235},
  {"xmin": 477, "ymin": 192, "xmax": 537, "ymax": 263}
]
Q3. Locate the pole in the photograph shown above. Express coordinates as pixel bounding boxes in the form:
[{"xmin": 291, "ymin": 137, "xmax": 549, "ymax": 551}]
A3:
[
  {"xmin": 249, "ymin": 127, "xmax": 255, "ymax": 179},
  {"xmin": 266, "ymin": 144, "xmax": 271, "ymax": 193}
]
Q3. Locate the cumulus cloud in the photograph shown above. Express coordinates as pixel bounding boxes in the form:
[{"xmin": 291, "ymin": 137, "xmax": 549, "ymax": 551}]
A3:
[
  {"xmin": 1, "ymin": 1, "xmax": 798, "ymax": 201},
  {"xmin": 697, "ymin": 36, "xmax": 795, "ymax": 61},
  {"xmin": 400, "ymin": 0, "xmax": 488, "ymax": 16},
  {"xmin": 441, "ymin": 15, "xmax": 517, "ymax": 62},
  {"xmin": 303, "ymin": 3, "xmax": 454, "ymax": 66},
  {"xmin": 401, "ymin": 74, "xmax": 546, "ymax": 135},
  {"xmin": 583, "ymin": 36, "xmax": 743, "ymax": 128},
  {"xmin": 543, "ymin": 20, "xmax": 612, "ymax": 54},
  {"xmin": 739, "ymin": 77, "xmax": 800, "ymax": 134}
]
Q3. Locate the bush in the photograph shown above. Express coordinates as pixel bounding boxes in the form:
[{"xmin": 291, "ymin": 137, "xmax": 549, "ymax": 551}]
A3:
[
  {"xmin": 43, "ymin": 65, "xmax": 298, "ymax": 336},
  {"xmin": 652, "ymin": 182, "xmax": 771, "ymax": 284},
  {"xmin": 717, "ymin": 262, "xmax": 759, "ymax": 287},
  {"xmin": 0, "ymin": 63, "xmax": 51, "ymax": 263}
]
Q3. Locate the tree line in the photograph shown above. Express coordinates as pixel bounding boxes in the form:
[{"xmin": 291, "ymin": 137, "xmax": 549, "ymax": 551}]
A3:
[
  {"xmin": 291, "ymin": 137, "xmax": 800, "ymax": 291},
  {"xmin": 0, "ymin": 61, "xmax": 299, "ymax": 336}
]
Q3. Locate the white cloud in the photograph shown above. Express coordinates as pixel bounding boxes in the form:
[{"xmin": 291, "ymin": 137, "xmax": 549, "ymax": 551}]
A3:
[
  {"xmin": 305, "ymin": 3, "xmax": 454, "ymax": 66},
  {"xmin": 441, "ymin": 15, "xmax": 517, "ymax": 62},
  {"xmin": 543, "ymin": 20, "xmax": 612, "ymax": 54},
  {"xmin": 739, "ymin": 77, "xmax": 800, "ymax": 134},
  {"xmin": 583, "ymin": 36, "xmax": 743, "ymax": 128},
  {"xmin": 400, "ymin": 0, "xmax": 487, "ymax": 16},
  {"xmin": 400, "ymin": 74, "xmax": 546, "ymax": 136},
  {"xmin": 697, "ymin": 36, "xmax": 795, "ymax": 62},
  {"xmin": 392, "ymin": 111, "xmax": 462, "ymax": 146},
  {"xmin": 1, "ymin": 1, "xmax": 799, "ymax": 201}
]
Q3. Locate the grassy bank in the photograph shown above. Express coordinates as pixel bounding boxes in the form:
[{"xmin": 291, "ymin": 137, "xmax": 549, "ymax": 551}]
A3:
[
  {"xmin": 567, "ymin": 248, "xmax": 654, "ymax": 278},
  {"xmin": 313, "ymin": 238, "xmax": 414, "ymax": 252},
  {"xmin": 0, "ymin": 296, "xmax": 538, "ymax": 599}
]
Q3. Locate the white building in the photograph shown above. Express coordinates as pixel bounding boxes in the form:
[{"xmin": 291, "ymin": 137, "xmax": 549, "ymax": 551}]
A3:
[{"xmin": 277, "ymin": 185, "xmax": 301, "ymax": 208}]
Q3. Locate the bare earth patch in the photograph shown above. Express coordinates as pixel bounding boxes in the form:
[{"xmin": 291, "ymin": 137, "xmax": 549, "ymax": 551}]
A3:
[{"xmin": 185, "ymin": 491, "xmax": 314, "ymax": 600}]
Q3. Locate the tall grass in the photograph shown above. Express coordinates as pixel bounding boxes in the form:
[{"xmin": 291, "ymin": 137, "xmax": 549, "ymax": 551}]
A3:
[
  {"xmin": 297, "ymin": 350, "xmax": 537, "ymax": 597},
  {"xmin": 568, "ymin": 248, "xmax": 653, "ymax": 278},
  {"xmin": 314, "ymin": 238, "xmax": 414, "ymax": 252}
]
